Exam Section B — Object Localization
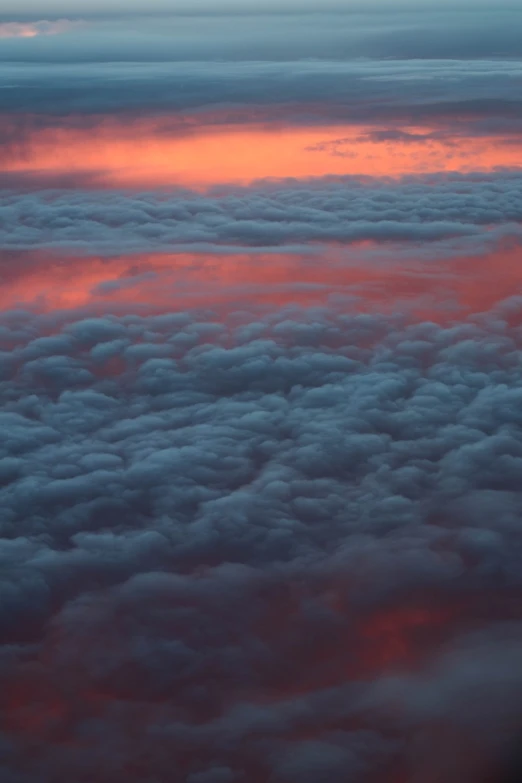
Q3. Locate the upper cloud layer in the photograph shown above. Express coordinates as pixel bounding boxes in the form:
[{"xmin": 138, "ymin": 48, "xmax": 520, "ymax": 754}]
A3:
[
  {"xmin": 0, "ymin": 3, "xmax": 521, "ymax": 780},
  {"xmin": 0, "ymin": 9, "xmax": 521, "ymax": 62},
  {"xmin": 1, "ymin": 58, "xmax": 521, "ymax": 118}
]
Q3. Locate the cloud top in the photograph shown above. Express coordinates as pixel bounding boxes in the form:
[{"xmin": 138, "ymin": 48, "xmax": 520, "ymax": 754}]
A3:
[{"xmin": 2, "ymin": 302, "xmax": 522, "ymax": 781}]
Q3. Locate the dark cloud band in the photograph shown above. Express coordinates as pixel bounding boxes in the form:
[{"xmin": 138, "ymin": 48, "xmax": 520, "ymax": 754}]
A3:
[{"xmin": 1, "ymin": 58, "xmax": 521, "ymax": 118}]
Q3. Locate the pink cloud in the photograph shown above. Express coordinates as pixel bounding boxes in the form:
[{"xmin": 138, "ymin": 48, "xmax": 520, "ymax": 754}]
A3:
[{"xmin": 0, "ymin": 19, "xmax": 83, "ymax": 39}]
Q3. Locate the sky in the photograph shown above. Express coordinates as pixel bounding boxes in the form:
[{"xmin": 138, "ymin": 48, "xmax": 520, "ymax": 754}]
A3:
[
  {"xmin": 2, "ymin": 3, "xmax": 522, "ymax": 783},
  {"xmin": 3, "ymin": 0, "xmax": 520, "ymax": 14}
]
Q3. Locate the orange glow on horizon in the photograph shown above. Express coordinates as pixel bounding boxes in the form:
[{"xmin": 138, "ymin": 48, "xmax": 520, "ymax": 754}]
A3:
[{"xmin": 3, "ymin": 119, "xmax": 522, "ymax": 189}]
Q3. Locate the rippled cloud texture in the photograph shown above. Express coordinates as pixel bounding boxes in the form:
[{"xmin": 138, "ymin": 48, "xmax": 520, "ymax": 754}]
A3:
[{"xmin": 1, "ymin": 2, "xmax": 522, "ymax": 783}]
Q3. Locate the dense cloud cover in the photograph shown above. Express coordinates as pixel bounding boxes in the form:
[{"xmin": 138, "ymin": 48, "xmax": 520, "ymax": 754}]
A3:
[
  {"xmin": 1, "ymin": 59, "xmax": 521, "ymax": 118},
  {"xmin": 1, "ymin": 172, "xmax": 522, "ymax": 253},
  {"xmin": 0, "ymin": 9, "xmax": 522, "ymax": 63},
  {"xmin": 2, "ymin": 303, "xmax": 522, "ymax": 781},
  {"xmin": 1, "ymin": 0, "xmax": 522, "ymax": 779}
]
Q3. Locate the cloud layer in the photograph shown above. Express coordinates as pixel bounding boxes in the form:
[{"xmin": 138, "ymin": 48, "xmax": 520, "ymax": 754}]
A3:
[
  {"xmin": 2, "ymin": 302, "xmax": 522, "ymax": 781},
  {"xmin": 1, "ymin": 3, "xmax": 522, "ymax": 781},
  {"xmin": 0, "ymin": 9, "xmax": 521, "ymax": 62},
  {"xmin": 1, "ymin": 59, "xmax": 521, "ymax": 118},
  {"xmin": 1, "ymin": 172, "xmax": 522, "ymax": 252}
]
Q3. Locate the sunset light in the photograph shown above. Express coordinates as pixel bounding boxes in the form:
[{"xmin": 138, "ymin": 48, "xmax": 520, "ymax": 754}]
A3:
[
  {"xmin": 4, "ymin": 119, "xmax": 522, "ymax": 189},
  {"xmin": 1, "ymin": 4, "xmax": 522, "ymax": 783}
]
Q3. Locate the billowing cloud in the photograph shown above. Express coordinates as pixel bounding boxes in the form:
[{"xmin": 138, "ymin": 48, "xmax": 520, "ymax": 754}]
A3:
[
  {"xmin": 1, "ymin": 1, "xmax": 521, "ymax": 780},
  {"xmin": 2, "ymin": 301, "xmax": 522, "ymax": 781},
  {"xmin": 1, "ymin": 172, "xmax": 522, "ymax": 252}
]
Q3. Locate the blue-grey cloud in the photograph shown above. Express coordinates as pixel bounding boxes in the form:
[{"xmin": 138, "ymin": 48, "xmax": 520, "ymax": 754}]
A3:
[
  {"xmin": 0, "ymin": 9, "xmax": 521, "ymax": 63},
  {"xmin": 1, "ymin": 0, "xmax": 518, "ymax": 17},
  {"xmin": 1, "ymin": 301, "xmax": 522, "ymax": 781},
  {"xmin": 0, "ymin": 1, "xmax": 521, "ymax": 779},
  {"xmin": 1, "ymin": 58, "xmax": 521, "ymax": 117},
  {"xmin": 1, "ymin": 172, "xmax": 522, "ymax": 253}
]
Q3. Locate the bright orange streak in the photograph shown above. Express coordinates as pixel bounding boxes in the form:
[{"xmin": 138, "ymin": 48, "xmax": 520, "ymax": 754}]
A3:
[
  {"xmin": 4, "ymin": 119, "xmax": 522, "ymax": 189},
  {"xmin": 1, "ymin": 243, "xmax": 521, "ymax": 317}
]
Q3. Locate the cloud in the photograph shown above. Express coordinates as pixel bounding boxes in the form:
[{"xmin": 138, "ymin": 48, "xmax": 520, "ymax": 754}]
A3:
[
  {"xmin": 1, "ymin": 172, "xmax": 522, "ymax": 253},
  {"xmin": 0, "ymin": 19, "xmax": 83, "ymax": 39},
  {"xmin": 0, "ymin": 3, "xmax": 521, "ymax": 778},
  {"xmin": 0, "ymin": 9, "xmax": 520, "ymax": 62},
  {"xmin": 0, "ymin": 0, "xmax": 517, "ymax": 16},
  {"xmin": 1, "ymin": 58, "xmax": 521, "ymax": 118},
  {"xmin": 1, "ymin": 300, "xmax": 522, "ymax": 780}
]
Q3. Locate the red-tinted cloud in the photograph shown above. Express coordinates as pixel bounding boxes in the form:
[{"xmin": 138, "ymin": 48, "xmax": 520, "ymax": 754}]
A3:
[{"xmin": 1, "ymin": 242, "xmax": 521, "ymax": 319}]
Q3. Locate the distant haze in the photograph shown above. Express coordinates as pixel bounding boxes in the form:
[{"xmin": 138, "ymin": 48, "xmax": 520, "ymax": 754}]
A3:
[{"xmin": 1, "ymin": 0, "xmax": 521, "ymax": 18}]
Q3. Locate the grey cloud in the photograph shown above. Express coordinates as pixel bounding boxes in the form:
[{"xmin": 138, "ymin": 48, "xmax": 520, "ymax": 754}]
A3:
[
  {"xmin": 0, "ymin": 58, "xmax": 521, "ymax": 118},
  {"xmin": 2, "ymin": 171, "xmax": 522, "ymax": 253},
  {"xmin": 1, "ymin": 0, "xmax": 518, "ymax": 18},
  {"xmin": 1, "ymin": 302, "xmax": 522, "ymax": 779},
  {"xmin": 0, "ymin": 9, "xmax": 521, "ymax": 64},
  {"xmin": 0, "ymin": 4, "xmax": 521, "ymax": 778}
]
